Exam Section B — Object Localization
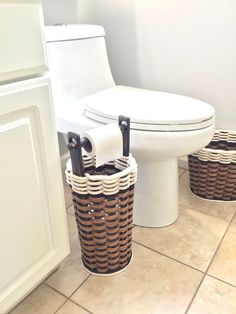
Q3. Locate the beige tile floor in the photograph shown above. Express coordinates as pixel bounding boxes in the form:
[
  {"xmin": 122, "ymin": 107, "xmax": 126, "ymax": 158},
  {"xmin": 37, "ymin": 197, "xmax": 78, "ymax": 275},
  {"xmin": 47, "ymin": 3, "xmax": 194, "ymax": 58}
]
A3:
[{"xmin": 10, "ymin": 168, "xmax": 236, "ymax": 314}]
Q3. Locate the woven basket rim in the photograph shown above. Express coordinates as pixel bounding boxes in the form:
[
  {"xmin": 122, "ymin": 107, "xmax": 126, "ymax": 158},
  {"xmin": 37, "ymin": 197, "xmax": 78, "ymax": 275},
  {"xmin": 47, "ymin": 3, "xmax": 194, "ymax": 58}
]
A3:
[
  {"xmin": 191, "ymin": 129, "xmax": 236, "ymax": 164},
  {"xmin": 197, "ymin": 129, "xmax": 236, "ymax": 155},
  {"xmin": 198, "ymin": 148, "xmax": 236, "ymax": 155},
  {"xmin": 66, "ymin": 154, "xmax": 137, "ymax": 194},
  {"xmin": 66, "ymin": 154, "xmax": 137, "ymax": 181}
]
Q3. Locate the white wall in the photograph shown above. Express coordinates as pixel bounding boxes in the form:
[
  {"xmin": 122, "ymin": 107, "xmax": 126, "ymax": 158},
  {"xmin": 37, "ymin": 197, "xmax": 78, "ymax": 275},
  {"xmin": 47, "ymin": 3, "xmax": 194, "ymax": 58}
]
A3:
[
  {"xmin": 42, "ymin": 0, "xmax": 96, "ymax": 25},
  {"xmin": 90, "ymin": 0, "xmax": 236, "ymax": 130},
  {"xmin": 42, "ymin": 0, "xmax": 236, "ymax": 130}
]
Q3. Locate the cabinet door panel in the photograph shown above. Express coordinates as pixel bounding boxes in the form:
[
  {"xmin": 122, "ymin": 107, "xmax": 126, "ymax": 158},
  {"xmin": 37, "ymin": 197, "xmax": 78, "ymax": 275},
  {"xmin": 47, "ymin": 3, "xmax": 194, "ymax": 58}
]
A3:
[
  {"xmin": 0, "ymin": 0, "xmax": 48, "ymax": 82},
  {"xmin": 0, "ymin": 77, "xmax": 69, "ymax": 313}
]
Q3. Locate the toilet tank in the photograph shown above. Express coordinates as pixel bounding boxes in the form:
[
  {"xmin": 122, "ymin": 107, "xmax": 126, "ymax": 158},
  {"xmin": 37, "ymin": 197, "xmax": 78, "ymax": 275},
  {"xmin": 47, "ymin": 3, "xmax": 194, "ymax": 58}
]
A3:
[{"xmin": 45, "ymin": 24, "xmax": 115, "ymax": 105}]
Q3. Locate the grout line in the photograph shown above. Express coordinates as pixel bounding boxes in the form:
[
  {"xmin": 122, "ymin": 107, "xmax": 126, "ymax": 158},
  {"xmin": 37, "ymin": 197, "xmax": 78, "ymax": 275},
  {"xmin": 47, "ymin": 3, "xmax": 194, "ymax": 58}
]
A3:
[
  {"xmin": 69, "ymin": 299, "xmax": 94, "ymax": 314},
  {"xmin": 132, "ymin": 240, "xmax": 204, "ymax": 274},
  {"xmin": 69, "ymin": 275, "xmax": 91, "ymax": 299},
  {"xmin": 53, "ymin": 298, "xmax": 68, "ymax": 314},
  {"xmin": 189, "ymin": 208, "xmax": 234, "ymax": 223},
  {"xmin": 66, "ymin": 202, "xmax": 73, "ymax": 210},
  {"xmin": 203, "ymin": 208, "xmax": 236, "ymax": 272},
  {"xmin": 66, "ymin": 203, "xmax": 75, "ymax": 216},
  {"xmin": 45, "ymin": 283, "xmax": 69, "ymax": 299},
  {"xmin": 179, "ymin": 169, "xmax": 186, "ymax": 178},
  {"xmin": 226, "ymin": 215, "xmax": 236, "ymax": 228},
  {"xmin": 49, "ymin": 275, "xmax": 91, "ymax": 314},
  {"xmin": 184, "ymin": 271, "xmax": 206, "ymax": 314},
  {"xmin": 180, "ymin": 203, "xmax": 233, "ymax": 224},
  {"xmin": 44, "ymin": 283, "xmax": 69, "ymax": 314},
  {"xmin": 184, "ymin": 210, "xmax": 236, "ymax": 313},
  {"xmin": 207, "ymin": 274, "xmax": 236, "ymax": 289},
  {"xmin": 179, "ymin": 199, "xmax": 236, "ymax": 223},
  {"xmin": 68, "ymin": 275, "xmax": 94, "ymax": 313},
  {"xmin": 55, "ymin": 298, "xmax": 93, "ymax": 314}
]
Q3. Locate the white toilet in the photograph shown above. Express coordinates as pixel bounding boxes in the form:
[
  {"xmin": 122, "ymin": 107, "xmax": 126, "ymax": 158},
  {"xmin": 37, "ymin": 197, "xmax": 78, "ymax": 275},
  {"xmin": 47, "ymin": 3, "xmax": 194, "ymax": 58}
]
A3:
[{"xmin": 45, "ymin": 24, "xmax": 215, "ymax": 227}]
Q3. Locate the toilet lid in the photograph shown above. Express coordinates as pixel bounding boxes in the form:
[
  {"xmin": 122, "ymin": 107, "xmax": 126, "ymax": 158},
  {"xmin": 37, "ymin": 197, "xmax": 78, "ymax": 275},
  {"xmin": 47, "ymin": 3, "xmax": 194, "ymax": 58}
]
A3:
[{"xmin": 83, "ymin": 86, "xmax": 215, "ymax": 131}]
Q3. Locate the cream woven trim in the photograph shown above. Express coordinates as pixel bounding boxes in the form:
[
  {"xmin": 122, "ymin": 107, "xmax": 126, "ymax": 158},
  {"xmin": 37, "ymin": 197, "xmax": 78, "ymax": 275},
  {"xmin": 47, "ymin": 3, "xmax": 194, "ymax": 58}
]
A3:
[
  {"xmin": 66, "ymin": 155, "xmax": 137, "ymax": 195},
  {"xmin": 192, "ymin": 130, "xmax": 236, "ymax": 164},
  {"xmin": 211, "ymin": 129, "xmax": 236, "ymax": 143}
]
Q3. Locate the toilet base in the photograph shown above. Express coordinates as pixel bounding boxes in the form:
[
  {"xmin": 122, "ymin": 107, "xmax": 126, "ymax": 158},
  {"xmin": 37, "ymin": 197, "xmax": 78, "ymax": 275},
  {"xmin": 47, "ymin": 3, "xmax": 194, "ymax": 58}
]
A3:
[{"xmin": 133, "ymin": 159, "xmax": 179, "ymax": 227}]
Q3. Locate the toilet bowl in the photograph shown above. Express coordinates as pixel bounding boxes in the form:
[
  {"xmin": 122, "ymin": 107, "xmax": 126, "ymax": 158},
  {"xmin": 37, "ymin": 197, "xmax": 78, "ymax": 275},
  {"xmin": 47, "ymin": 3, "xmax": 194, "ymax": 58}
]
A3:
[{"xmin": 45, "ymin": 24, "xmax": 215, "ymax": 227}]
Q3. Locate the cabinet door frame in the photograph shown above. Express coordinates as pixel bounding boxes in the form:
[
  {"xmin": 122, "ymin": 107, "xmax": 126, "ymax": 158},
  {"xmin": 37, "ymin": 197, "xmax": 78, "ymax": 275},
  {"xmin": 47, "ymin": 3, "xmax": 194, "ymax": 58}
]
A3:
[{"xmin": 0, "ymin": 76, "xmax": 70, "ymax": 313}]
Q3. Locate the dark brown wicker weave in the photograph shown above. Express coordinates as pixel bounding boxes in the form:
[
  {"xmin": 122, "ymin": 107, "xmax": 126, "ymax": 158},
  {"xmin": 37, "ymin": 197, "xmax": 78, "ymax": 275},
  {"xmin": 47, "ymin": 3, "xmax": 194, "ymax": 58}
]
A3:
[
  {"xmin": 66, "ymin": 155, "xmax": 137, "ymax": 275},
  {"xmin": 188, "ymin": 130, "xmax": 236, "ymax": 201},
  {"xmin": 72, "ymin": 186, "xmax": 134, "ymax": 274}
]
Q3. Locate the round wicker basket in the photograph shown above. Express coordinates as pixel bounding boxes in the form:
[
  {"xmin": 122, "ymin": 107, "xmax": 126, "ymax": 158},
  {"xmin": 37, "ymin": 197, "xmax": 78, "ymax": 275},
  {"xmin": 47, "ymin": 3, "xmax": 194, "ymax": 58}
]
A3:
[
  {"xmin": 66, "ymin": 155, "xmax": 137, "ymax": 275},
  {"xmin": 188, "ymin": 130, "xmax": 236, "ymax": 201}
]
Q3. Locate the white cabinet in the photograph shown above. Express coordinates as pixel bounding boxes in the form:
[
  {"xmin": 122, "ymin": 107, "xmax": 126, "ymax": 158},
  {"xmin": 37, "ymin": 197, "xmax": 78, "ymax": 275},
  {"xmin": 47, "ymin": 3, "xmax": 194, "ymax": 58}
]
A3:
[
  {"xmin": 0, "ymin": 1, "xmax": 69, "ymax": 313},
  {"xmin": 0, "ymin": 77, "xmax": 70, "ymax": 313},
  {"xmin": 0, "ymin": 0, "xmax": 48, "ymax": 82}
]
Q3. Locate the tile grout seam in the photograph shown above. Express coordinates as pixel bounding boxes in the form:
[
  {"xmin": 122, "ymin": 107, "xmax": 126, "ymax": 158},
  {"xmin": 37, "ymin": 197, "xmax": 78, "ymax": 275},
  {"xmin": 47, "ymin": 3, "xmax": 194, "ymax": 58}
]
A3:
[
  {"xmin": 44, "ymin": 283, "xmax": 69, "ymax": 314},
  {"xmin": 202, "ymin": 208, "xmax": 236, "ymax": 272},
  {"xmin": 132, "ymin": 240, "xmax": 205, "ymax": 274},
  {"xmin": 179, "ymin": 202, "xmax": 235, "ymax": 223},
  {"xmin": 207, "ymin": 274, "xmax": 236, "ymax": 289},
  {"xmin": 46, "ymin": 275, "xmax": 91, "ymax": 314},
  {"xmin": 68, "ymin": 274, "xmax": 91, "ymax": 299},
  {"xmin": 69, "ymin": 298, "xmax": 94, "ymax": 314},
  {"xmin": 53, "ymin": 298, "xmax": 68, "ymax": 314},
  {"xmin": 179, "ymin": 169, "xmax": 187, "ymax": 178},
  {"xmin": 45, "ymin": 283, "xmax": 68, "ymax": 299},
  {"xmin": 184, "ymin": 210, "xmax": 236, "ymax": 313},
  {"xmin": 66, "ymin": 202, "xmax": 73, "ymax": 210}
]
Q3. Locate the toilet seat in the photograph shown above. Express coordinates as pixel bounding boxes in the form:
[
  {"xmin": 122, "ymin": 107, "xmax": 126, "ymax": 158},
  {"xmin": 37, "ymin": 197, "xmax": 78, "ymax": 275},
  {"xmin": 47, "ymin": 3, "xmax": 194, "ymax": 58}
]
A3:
[{"xmin": 83, "ymin": 86, "xmax": 215, "ymax": 131}]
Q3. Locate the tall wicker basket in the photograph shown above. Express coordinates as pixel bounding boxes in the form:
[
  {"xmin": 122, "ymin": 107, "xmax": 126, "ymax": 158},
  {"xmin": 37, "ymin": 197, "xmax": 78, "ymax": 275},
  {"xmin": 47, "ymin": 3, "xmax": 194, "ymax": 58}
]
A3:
[
  {"xmin": 66, "ymin": 116, "xmax": 137, "ymax": 275},
  {"xmin": 66, "ymin": 155, "xmax": 137, "ymax": 275},
  {"xmin": 188, "ymin": 130, "xmax": 236, "ymax": 201}
]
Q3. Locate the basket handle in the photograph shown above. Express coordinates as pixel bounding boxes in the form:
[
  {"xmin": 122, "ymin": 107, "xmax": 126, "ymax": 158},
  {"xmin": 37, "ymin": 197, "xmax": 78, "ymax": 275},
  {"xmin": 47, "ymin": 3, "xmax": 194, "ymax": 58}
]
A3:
[
  {"xmin": 119, "ymin": 115, "xmax": 130, "ymax": 157},
  {"xmin": 67, "ymin": 132, "xmax": 85, "ymax": 177},
  {"xmin": 67, "ymin": 115, "xmax": 130, "ymax": 176}
]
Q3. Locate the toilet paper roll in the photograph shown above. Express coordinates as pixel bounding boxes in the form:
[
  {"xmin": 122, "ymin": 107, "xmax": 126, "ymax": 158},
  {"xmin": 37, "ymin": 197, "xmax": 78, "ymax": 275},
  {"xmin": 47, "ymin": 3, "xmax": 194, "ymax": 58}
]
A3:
[{"xmin": 82, "ymin": 123, "xmax": 123, "ymax": 167}]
